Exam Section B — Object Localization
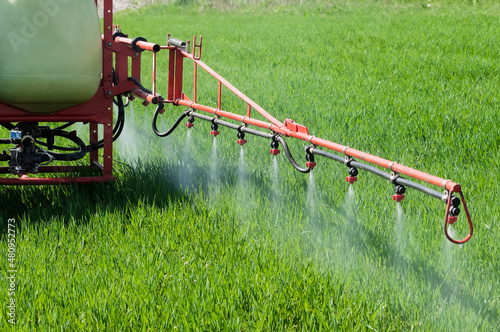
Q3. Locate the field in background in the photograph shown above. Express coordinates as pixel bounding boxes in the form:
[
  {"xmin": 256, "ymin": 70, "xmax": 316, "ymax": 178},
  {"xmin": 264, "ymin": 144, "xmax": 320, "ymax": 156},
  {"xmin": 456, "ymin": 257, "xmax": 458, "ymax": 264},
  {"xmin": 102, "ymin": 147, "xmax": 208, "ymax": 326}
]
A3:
[
  {"xmin": 102, "ymin": 0, "xmax": 500, "ymax": 13},
  {"xmin": 1, "ymin": 1, "xmax": 499, "ymax": 330}
]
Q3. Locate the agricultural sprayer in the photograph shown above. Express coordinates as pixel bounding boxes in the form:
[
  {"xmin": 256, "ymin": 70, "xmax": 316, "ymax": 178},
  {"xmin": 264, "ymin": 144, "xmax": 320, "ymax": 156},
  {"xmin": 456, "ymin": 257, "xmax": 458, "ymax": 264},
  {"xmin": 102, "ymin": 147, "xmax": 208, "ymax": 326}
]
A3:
[{"xmin": 0, "ymin": 0, "xmax": 473, "ymax": 244}]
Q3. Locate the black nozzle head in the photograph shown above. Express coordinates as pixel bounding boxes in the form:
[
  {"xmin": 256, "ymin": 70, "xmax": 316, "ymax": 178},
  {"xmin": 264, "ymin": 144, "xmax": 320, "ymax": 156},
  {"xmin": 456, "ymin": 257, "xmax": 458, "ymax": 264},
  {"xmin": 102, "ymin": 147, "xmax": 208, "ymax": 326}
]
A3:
[
  {"xmin": 395, "ymin": 184, "xmax": 406, "ymax": 195},
  {"xmin": 237, "ymin": 131, "xmax": 245, "ymax": 139},
  {"xmin": 188, "ymin": 116, "xmax": 195, "ymax": 124},
  {"xmin": 270, "ymin": 140, "xmax": 279, "ymax": 149},
  {"xmin": 211, "ymin": 123, "xmax": 218, "ymax": 131},
  {"xmin": 449, "ymin": 206, "xmax": 460, "ymax": 217},
  {"xmin": 306, "ymin": 153, "xmax": 315, "ymax": 162},
  {"xmin": 451, "ymin": 196, "xmax": 461, "ymax": 207},
  {"xmin": 348, "ymin": 167, "xmax": 358, "ymax": 177}
]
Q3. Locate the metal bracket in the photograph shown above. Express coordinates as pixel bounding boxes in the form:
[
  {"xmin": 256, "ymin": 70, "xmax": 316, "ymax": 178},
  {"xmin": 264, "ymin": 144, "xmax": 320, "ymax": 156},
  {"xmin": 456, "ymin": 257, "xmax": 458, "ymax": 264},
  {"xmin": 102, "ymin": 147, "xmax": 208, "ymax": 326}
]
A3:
[
  {"xmin": 344, "ymin": 155, "xmax": 354, "ymax": 166},
  {"xmin": 193, "ymin": 35, "xmax": 203, "ymax": 60},
  {"xmin": 442, "ymin": 189, "xmax": 450, "ymax": 203},
  {"xmin": 305, "ymin": 144, "xmax": 316, "ymax": 154},
  {"xmin": 390, "ymin": 171, "xmax": 401, "ymax": 183}
]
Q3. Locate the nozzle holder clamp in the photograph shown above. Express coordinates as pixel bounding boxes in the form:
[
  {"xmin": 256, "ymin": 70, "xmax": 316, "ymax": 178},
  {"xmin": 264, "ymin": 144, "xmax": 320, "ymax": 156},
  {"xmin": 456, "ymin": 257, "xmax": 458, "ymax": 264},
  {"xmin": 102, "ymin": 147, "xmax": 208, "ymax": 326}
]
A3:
[{"xmin": 390, "ymin": 171, "xmax": 401, "ymax": 184}]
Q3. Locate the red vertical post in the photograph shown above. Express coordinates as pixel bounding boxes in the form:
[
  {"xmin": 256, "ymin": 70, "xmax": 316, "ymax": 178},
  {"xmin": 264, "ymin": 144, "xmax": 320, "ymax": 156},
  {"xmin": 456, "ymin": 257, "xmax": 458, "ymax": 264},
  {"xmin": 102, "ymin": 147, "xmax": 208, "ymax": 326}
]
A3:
[
  {"xmin": 89, "ymin": 122, "xmax": 99, "ymax": 166},
  {"xmin": 193, "ymin": 36, "xmax": 198, "ymax": 103},
  {"xmin": 102, "ymin": 0, "xmax": 114, "ymax": 93},
  {"xmin": 174, "ymin": 49, "xmax": 184, "ymax": 101},
  {"xmin": 116, "ymin": 53, "xmax": 128, "ymax": 84},
  {"xmin": 167, "ymin": 49, "xmax": 175, "ymax": 101},
  {"xmin": 102, "ymin": 116, "xmax": 113, "ymax": 178},
  {"xmin": 193, "ymin": 61, "xmax": 198, "ymax": 103},
  {"xmin": 217, "ymin": 81, "xmax": 222, "ymax": 110},
  {"xmin": 131, "ymin": 53, "xmax": 141, "ymax": 81},
  {"xmin": 101, "ymin": 0, "xmax": 114, "ymax": 180}
]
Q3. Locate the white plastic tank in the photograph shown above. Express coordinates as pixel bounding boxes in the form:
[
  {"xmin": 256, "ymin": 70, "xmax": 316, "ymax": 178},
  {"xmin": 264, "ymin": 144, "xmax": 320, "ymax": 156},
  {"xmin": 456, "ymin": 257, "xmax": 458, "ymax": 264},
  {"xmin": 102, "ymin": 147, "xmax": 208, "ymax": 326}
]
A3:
[{"xmin": 0, "ymin": 0, "xmax": 102, "ymax": 113}]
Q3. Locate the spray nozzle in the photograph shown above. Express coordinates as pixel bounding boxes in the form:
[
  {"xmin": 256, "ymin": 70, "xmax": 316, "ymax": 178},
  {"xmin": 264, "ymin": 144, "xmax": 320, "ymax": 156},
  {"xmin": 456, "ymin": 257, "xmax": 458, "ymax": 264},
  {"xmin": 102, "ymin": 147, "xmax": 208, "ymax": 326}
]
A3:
[
  {"xmin": 237, "ymin": 130, "xmax": 247, "ymax": 145},
  {"xmin": 186, "ymin": 116, "xmax": 195, "ymax": 128},
  {"xmin": 305, "ymin": 152, "xmax": 316, "ymax": 170},
  {"xmin": 346, "ymin": 166, "xmax": 358, "ymax": 184},
  {"xmin": 270, "ymin": 137, "xmax": 280, "ymax": 155},
  {"xmin": 393, "ymin": 184, "xmax": 406, "ymax": 202},
  {"xmin": 210, "ymin": 123, "xmax": 219, "ymax": 137}
]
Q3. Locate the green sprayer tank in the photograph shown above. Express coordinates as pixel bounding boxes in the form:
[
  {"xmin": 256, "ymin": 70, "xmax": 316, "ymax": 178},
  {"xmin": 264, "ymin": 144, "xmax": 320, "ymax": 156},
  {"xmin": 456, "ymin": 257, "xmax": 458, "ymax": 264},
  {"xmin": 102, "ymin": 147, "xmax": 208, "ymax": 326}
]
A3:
[{"xmin": 0, "ymin": 0, "xmax": 102, "ymax": 113}]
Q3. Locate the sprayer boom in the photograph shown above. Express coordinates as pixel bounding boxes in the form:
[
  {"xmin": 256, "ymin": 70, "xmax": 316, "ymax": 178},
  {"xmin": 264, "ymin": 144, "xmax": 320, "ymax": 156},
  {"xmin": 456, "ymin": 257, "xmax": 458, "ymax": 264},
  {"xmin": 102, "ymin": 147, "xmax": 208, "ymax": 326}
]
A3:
[
  {"xmin": 0, "ymin": 0, "xmax": 472, "ymax": 244},
  {"xmin": 137, "ymin": 34, "xmax": 471, "ymax": 244}
]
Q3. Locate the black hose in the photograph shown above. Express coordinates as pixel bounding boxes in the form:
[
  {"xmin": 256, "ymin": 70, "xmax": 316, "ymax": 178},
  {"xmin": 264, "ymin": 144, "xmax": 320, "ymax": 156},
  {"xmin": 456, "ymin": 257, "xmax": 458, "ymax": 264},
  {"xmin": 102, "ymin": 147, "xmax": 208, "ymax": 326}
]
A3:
[
  {"xmin": 310, "ymin": 147, "xmax": 446, "ymax": 202},
  {"xmin": 127, "ymin": 76, "xmax": 153, "ymax": 95},
  {"xmin": 33, "ymin": 95, "xmax": 125, "ymax": 153},
  {"xmin": 242, "ymin": 127, "xmax": 274, "ymax": 139},
  {"xmin": 1, "ymin": 123, "xmax": 14, "ymax": 131},
  {"xmin": 0, "ymin": 139, "xmax": 13, "ymax": 144},
  {"xmin": 276, "ymin": 136, "xmax": 310, "ymax": 173},
  {"xmin": 88, "ymin": 94, "xmax": 126, "ymax": 151},
  {"xmin": 152, "ymin": 104, "xmax": 189, "ymax": 137},
  {"xmin": 47, "ymin": 130, "xmax": 87, "ymax": 161}
]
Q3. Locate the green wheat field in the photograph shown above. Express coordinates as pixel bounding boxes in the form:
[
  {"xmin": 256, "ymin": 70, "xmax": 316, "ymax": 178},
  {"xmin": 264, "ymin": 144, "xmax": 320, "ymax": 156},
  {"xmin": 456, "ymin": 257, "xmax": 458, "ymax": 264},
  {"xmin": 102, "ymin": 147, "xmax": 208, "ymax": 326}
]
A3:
[{"xmin": 1, "ymin": 0, "xmax": 499, "ymax": 330}]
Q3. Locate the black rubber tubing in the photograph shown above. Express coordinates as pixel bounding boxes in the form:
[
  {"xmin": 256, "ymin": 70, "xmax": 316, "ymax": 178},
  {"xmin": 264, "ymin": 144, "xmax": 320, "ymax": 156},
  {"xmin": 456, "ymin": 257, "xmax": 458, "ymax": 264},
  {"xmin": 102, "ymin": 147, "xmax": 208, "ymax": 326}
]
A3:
[
  {"xmin": 152, "ymin": 104, "xmax": 190, "ymax": 137},
  {"xmin": 276, "ymin": 136, "xmax": 310, "ymax": 173}
]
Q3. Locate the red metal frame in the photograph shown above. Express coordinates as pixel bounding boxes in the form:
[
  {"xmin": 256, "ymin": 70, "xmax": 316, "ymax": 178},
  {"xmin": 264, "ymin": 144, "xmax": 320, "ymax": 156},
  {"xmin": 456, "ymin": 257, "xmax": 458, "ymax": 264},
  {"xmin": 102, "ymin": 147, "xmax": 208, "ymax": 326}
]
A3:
[{"xmin": 0, "ymin": 0, "xmax": 139, "ymax": 185}]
